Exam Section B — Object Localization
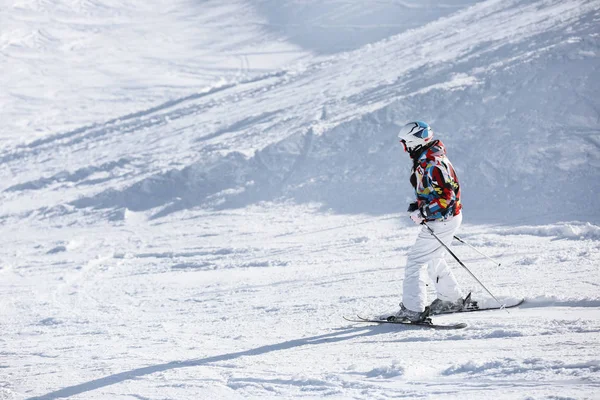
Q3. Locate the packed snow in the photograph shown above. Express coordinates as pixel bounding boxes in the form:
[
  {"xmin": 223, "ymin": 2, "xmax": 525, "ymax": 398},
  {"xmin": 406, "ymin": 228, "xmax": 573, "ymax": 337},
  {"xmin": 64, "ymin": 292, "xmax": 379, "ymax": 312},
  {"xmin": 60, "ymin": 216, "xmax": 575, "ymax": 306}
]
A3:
[{"xmin": 1, "ymin": 0, "xmax": 599, "ymax": 399}]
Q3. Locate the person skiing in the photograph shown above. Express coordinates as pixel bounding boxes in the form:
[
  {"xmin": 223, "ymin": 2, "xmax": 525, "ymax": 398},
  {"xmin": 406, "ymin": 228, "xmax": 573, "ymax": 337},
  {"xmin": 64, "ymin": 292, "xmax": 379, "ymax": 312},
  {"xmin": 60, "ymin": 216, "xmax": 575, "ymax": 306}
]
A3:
[{"xmin": 389, "ymin": 121, "xmax": 472, "ymax": 322}]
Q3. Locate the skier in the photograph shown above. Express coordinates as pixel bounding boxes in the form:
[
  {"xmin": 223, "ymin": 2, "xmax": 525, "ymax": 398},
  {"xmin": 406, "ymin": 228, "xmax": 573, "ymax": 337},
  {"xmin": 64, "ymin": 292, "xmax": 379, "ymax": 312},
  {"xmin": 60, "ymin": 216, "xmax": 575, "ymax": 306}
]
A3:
[{"xmin": 390, "ymin": 121, "xmax": 471, "ymax": 322}]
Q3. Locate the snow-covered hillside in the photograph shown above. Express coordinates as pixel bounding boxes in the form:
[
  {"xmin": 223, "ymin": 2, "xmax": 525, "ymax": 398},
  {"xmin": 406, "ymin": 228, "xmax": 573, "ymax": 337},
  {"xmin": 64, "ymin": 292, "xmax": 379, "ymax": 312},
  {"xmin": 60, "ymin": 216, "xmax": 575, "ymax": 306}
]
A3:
[
  {"xmin": 2, "ymin": 0, "xmax": 599, "ymax": 224},
  {"xmin": 0, "ymin": 0, "xmax": 310, "ymax": 144},
  {"xmin": 1, "ymin": 0, "xmax": 599, "ymax": 399}
]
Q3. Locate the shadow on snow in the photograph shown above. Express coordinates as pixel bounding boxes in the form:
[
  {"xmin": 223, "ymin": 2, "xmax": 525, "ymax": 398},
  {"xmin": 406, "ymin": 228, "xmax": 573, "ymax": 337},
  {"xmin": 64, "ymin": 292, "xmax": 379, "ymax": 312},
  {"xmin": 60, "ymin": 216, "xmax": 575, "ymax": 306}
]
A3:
[{"xmin": 28, "ymin": 325, "xmax": 392, "ymax": 400}]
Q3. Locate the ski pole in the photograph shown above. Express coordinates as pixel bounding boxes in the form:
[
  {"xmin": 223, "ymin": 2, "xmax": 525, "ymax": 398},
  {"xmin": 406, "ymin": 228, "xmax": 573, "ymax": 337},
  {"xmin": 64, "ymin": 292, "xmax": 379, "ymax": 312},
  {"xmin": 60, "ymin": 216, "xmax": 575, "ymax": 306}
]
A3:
[
  {"xmin": 453, "ymin": 235, "xmax": 501, "ymax": 267},
  {"xmin": 423, "ymin": 222, "xmax": 505, "ymax": 309}
]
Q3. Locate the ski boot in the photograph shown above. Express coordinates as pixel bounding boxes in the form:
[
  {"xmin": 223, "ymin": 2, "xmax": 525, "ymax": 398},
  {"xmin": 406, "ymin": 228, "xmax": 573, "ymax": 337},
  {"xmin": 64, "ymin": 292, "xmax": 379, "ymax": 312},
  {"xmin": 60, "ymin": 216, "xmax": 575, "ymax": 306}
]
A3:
[
  {"xmin": 385, "ymin": 303, "xmax": 432, "ymax": 324},
  {"xmin": 430, "ymin": 292, "xmax": 478, "ymax": 315}
]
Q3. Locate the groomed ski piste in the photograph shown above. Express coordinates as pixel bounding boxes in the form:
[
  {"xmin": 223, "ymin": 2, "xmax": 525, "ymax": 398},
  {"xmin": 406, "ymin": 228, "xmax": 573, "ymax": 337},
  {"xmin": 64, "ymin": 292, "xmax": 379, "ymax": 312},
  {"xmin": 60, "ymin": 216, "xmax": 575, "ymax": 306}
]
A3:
[{"xmin": 1, "ymin": 0, "xmax": 599, "ymax": 399}]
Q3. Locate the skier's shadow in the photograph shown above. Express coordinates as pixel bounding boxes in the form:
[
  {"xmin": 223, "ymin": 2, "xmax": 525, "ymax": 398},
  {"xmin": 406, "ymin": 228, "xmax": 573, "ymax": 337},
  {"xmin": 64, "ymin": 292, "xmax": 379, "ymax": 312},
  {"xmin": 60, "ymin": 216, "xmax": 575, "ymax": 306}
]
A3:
[{"xmin": 28, "ymin": 324, "xmax": 392, "ymax": 400}]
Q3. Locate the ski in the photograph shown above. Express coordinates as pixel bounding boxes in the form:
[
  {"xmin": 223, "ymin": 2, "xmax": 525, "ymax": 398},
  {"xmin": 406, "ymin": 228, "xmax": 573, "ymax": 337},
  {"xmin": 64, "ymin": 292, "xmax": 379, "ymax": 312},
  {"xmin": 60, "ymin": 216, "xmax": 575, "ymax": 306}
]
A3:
[
  {"xmin": 432, "ymin": 298, "xmax": 525, "ymax": 315},
  {"xmin": 344, "ymin": 315, "xmax": 467, "ymax": 330},
  {"xmin": 344, "ymin": 299, "xmax": 524, "ymax": 329}
]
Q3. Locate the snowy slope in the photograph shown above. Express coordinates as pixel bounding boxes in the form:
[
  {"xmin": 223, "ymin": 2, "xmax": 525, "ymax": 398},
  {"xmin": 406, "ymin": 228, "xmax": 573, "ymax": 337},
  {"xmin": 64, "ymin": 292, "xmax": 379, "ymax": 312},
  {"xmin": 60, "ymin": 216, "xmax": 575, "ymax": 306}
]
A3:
[
  {"xmin": 254, "ymin": 0, "xmax": 487, "ymax": 54},
  {"xmin": 2, "ymin": 205, "xmax": 600, "ymax": 399},
  {"xmin": 0, "ymin": 0, "xmax": 310, "ymax": 144},
  {"xmin": 1, "ymin": 0, "xmax": 600, "ymax": 399}
]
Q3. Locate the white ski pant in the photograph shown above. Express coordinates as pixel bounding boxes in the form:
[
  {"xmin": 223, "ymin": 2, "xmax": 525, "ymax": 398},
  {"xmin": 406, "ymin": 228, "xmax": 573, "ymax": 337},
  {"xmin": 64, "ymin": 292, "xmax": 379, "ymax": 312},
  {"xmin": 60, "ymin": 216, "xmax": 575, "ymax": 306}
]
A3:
[{"xmin": 402, "ymin": 213, "xmax": 464, "ymax": 312}]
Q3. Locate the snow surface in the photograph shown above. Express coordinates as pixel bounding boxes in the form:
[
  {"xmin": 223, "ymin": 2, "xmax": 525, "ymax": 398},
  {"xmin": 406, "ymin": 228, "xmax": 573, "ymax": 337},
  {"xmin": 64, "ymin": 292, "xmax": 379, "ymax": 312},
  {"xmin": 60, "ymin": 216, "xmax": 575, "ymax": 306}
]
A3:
[{"xmin": 1, "ymin": 0, "xmax": 599, "ymax": 399}]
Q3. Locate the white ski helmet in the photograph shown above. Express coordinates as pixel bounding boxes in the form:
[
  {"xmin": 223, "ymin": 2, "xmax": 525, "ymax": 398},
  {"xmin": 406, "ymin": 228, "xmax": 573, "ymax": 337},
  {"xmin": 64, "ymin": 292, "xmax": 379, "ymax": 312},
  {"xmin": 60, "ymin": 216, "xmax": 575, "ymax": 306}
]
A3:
[{"xmin": 397, "ymin": 121, "xmax": 434, "ymax": 153}]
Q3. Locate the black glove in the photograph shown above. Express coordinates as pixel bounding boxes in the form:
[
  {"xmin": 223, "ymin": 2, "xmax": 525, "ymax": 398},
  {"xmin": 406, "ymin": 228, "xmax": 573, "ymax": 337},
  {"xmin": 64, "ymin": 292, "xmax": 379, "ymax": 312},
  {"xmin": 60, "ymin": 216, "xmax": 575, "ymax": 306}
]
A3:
[{"xmin": 407, "ymin": 202, "xmax": 419, "ymax": 212}]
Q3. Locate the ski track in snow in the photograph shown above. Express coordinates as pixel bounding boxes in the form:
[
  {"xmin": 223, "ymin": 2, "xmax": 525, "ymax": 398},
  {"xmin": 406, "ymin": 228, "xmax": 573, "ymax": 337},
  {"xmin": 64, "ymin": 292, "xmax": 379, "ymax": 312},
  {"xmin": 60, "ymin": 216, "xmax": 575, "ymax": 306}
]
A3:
[{"xmin": 0, "ymin": 0, "xmax": 599, "ymax": 399}]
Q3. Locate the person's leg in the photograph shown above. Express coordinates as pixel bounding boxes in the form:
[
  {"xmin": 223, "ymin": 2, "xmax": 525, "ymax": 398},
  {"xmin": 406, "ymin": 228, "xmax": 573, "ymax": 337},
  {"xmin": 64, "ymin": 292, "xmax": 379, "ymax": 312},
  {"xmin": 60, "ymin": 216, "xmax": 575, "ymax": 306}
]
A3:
[
  {"xmin": 426, "ymin": 213, "xmax": 464, "ymax": 302},
  {"xmin": 402, "ymin": 219, "xmax": 456, "ymax": 312},
  {"xmin": 402, "ymin": 258, "xmax": 428, "ymax": 312}
]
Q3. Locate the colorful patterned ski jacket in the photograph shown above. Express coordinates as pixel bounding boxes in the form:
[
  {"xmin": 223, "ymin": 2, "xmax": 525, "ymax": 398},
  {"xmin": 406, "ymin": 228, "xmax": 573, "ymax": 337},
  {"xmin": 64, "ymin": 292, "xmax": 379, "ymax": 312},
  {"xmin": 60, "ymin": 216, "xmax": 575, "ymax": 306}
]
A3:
[{"xmin": 410, "ymin": 140, "xmax": 462, "ymax": 221}]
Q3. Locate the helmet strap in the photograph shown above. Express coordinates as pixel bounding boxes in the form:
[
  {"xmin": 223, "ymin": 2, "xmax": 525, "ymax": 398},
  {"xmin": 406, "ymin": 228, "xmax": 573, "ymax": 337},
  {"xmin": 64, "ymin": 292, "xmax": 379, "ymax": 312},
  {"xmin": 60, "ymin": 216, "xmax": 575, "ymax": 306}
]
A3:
[
  {"xmin": 409, "ymin": 140, "xmax": 438, "ymax": 159},
  {"xmin": 408, "ymin": 144, "xmax": 423, "ymax": 159}
]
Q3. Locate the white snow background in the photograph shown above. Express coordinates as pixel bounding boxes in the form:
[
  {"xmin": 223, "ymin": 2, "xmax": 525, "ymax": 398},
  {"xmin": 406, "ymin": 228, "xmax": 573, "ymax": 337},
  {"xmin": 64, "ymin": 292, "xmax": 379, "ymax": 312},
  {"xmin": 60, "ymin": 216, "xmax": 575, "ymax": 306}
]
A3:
[{"xmin": 1, "ymin": 0, "xmax": 599, "ymax": 399}]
